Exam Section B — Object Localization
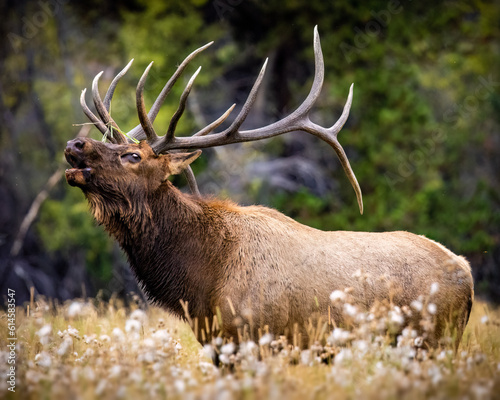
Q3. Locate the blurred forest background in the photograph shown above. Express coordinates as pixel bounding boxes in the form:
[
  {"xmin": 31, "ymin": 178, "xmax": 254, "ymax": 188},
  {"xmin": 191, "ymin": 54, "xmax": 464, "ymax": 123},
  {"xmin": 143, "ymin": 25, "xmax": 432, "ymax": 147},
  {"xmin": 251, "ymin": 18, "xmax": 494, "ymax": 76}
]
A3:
[{"xmin": 1, "ymin": 0, "xmax": 499, "ymax": 305}]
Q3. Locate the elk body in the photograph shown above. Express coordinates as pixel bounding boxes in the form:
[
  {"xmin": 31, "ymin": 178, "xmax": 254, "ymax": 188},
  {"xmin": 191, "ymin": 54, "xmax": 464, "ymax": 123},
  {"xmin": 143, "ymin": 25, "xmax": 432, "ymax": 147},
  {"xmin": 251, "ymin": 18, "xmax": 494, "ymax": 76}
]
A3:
[{"xmin": 65, "ymin": 28, "xmax": 473, "ymax": 349}]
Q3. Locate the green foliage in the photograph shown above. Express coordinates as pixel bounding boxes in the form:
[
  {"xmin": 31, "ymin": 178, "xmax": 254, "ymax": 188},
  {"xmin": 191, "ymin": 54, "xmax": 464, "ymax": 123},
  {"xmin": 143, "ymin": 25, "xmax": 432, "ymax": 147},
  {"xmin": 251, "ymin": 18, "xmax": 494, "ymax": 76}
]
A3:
[
  {"xmin": 117, "ymin": 0, "xmax": 224, "ymax": 138},
  {"xmin": 37, "ymin": 188, "xmax": 114, "ymax": 281}
]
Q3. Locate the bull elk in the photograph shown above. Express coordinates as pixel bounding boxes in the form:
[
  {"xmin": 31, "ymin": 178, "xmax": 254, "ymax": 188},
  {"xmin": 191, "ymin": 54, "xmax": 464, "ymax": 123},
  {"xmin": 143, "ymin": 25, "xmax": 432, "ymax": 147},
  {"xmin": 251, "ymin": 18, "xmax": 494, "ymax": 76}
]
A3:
[{"xmin": 65, "ymin": 28, "xmax": 473, "ymax": 350}]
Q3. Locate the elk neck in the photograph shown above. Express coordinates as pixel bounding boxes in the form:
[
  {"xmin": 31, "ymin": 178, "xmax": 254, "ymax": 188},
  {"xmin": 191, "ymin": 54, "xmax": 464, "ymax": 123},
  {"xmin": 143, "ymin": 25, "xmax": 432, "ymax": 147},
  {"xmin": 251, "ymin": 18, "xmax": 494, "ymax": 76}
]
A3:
[{"xmin": 93, "ymin": 180, "xmax": 238, "ymax": 319}]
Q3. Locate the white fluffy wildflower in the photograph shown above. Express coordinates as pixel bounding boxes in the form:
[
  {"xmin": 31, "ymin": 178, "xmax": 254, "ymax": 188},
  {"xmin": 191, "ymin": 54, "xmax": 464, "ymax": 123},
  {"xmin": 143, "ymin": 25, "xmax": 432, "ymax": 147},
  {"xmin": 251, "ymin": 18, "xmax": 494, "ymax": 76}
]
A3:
[
  {"xmin": 36, "ymin": 324, "xmax": 52, "ymax": 337},
  {"xmin": 99, "ymin": 334, "xmax": 111, "ymax": 343},
  {"xmin": 152, "ymin": 329, "xmax": 171, "ymax": 343},
  {"xmin": 35, "ymin": 351, "xmax": 52, "ymax": 368},
  {"xmin": 300, "ymin": 350, "xmax": 311, "ymax": 365},
  {"xmin": 428, "ymin": 365, "xmax": 442, "ymax": 385},
  {"xmin": 174, "ymin": 379, "xmax": 186, "ymax": 393},
  {"xmin": 67, "ymin": 302, "xmax": 83, "ymax": 318},
  {"xmin": 239, "ymin": 340, "xmax": 257, "ymax": 356},
  {"xmin": 430, "ymin": 282, "xmax": 439, "ymax": 295},
  {"xmin": 355, "ymin": 312, "xmax": 367, "ymax": 324},
  {"xmin": 427, "ymin": 303, "xmax": 437, "ymax": 315},
  {"xmin": 199, "ymin": 361, "xmax": 218, "ymax": 376},
  {"xmin": 221, "ymin": 342, "xmax": 235, "ymax": 356},
  {"xmin": 57, "ymin": 336, "xmax": 73, "ymax": 357},
  {"xmin": 125, "ymin": 319, "xmax": 142, "ymax": 333},
  {"xmin": 203, "ymin": 344, "xmax": 215, "ymax": 360},
  {"xmin": 219, "ymin": 354, "xmax": 230, "ymax": 365},
  {"xmin": 259, "ymin": 333, "xmax": 273, "ymax": 346},
  {"xmin": 152, "ymin": 362, "xmax": 163, "ymax": 372},
  {"xmin": 436, "ymin": 350, "xmax": 452, "ymax": 361},
  {"xmin": 63, "ymin": 325, "xmax": 80, "ymax": 338},
  {"xmin": 130, "ymin": 309, "xmax": 148, "ymax": 324},
  {"xmin": 128, "ymin": 371, "xmax": 142, "ymax": 384},
  {"xmin": 343, "ymin": 303, "xmax": 358, "ymax": 317},
  {"xmin": 401, "ymin": 327, "xmax": 418, "ymax": 339},
  {"xmin": 138, "ymin": 350, "xmax": 155, "ymax": 364},
  {"xmin": 481, "ymin": 315, "xmax": 489, "ymax": 324},
  {"xmin": 328, "ymin": 328, "xmax": 351, "ymax": 345},
  {"xmin": 334, "ymin": 348, "xmax": 352, "ymax": 366},
  {"xmin": 330, "ymin": 290, "xmax": 346, "ymax": 302},
  {"xmin": 353, "ymin": 340, "xmax": 369, "ymax": 355},
  {"xmin": 405, "ymin": 348, "xmax": 417, "ymax": 359},
  {"xmin": 389, "ymin": 309, "xmax": 405, "ymax": 326},
  {"xmin": 410, "ymin": 300, "xmax": 423, "ymax": 312},
  {"xmin": 83, "ymin": 348, "xmax": 95, "ymax": 358},
  {"xmin": 109, "ymin": 365, "xmax": 121, "ymax": 379},
  {"xmin": 83, "ymin": 334, "xmax": 96, "ymax": 344},
  {"xmin": 112, "ymin": 327, "xmax": 125, "ymax": 341},
  {"xmin": 36, "ymin": 324, "xmax": 52, "ymax": 346}
]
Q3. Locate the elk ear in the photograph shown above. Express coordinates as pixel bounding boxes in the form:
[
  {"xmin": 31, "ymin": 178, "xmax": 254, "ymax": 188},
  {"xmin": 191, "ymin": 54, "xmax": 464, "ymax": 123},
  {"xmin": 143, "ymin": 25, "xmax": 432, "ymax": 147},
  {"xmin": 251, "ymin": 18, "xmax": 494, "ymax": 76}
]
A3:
[{"xmin": 166, "ymin": 150, "xmax": 202, "ymax": 175}]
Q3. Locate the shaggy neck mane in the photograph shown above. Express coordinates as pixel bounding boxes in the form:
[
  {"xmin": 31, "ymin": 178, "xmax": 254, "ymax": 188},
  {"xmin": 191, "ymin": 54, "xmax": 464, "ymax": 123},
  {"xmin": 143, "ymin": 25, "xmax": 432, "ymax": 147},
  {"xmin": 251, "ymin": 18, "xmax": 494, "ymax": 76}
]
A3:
[{"xmin": 87, "ymin": 181, "xmax": 237, "ymax": 319}]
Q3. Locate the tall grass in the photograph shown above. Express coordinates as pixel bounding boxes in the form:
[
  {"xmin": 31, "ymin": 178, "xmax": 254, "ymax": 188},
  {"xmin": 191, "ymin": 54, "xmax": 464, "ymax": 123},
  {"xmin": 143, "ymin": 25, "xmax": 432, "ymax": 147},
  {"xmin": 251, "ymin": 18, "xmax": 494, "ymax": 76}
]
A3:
[{"xmin": 1, "ymin": 295, "xmax": 499, "ymax": 399}]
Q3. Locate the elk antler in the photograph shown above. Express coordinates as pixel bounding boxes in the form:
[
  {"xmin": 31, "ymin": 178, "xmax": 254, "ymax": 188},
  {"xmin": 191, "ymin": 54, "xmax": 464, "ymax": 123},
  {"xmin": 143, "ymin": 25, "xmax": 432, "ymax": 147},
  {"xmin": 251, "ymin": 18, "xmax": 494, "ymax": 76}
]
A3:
[{"xmin": 80, "ymin": 26, "xmax": 363, "ymax": 213}]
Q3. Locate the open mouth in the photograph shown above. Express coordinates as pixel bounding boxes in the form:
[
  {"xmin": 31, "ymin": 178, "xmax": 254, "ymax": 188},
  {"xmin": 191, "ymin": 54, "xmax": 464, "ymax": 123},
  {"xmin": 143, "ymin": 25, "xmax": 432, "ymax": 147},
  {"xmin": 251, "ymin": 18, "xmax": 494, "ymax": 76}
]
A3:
[
  {"xmin": 65, "ymin": 152, "xmax": 88, "ymax": 169},
  {"xmin": 64, "ymin": 148, "xmax": 92, "ymax": 187}
]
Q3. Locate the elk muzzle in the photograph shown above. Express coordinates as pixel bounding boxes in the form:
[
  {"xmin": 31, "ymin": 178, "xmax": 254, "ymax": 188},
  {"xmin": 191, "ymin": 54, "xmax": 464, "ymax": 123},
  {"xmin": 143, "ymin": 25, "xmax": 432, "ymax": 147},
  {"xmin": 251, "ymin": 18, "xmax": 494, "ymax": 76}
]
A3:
[{"xmin": 65, "ymin": 138, "xmax": 92, "ymax": 187}]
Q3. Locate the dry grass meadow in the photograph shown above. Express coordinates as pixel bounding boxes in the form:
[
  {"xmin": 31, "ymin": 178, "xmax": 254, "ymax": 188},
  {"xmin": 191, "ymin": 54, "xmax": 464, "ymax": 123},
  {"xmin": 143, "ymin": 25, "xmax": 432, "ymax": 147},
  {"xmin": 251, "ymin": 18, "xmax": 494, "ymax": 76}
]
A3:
[{"xmin": 1, "ymin": 291, "xmax": 500, "ymax": 400}]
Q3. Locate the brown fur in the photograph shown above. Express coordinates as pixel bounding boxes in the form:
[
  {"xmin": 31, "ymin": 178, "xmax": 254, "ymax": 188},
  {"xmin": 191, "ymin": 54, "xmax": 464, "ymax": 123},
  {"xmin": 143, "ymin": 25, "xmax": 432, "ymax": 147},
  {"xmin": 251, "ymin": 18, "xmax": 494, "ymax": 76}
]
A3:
[{"xmin": 65, "ymin": 138, "xmax": 474, "ymax": 348}]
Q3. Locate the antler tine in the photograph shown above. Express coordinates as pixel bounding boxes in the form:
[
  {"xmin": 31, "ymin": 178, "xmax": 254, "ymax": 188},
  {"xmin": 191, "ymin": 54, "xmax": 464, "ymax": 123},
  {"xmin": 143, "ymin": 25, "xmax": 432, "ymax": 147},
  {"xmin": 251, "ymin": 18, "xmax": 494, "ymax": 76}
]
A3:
[
  {"xmin": 233, "ymin": 25, "xmax": 324, "ymax": 140},
  {"xmin": 193, "ymin": 103, "xmax": 236, "ymax": 137},
  {"xmin": 136, "ymin": 62, "xmax": 160, "ymax": 144},
  {"xmin": 80, "ymin": 88, "xmax": 110, "ymax": 136},
  {"xmin": 92, "ymin": 72, "xmax": 127, "ymax": 144},
  {"xmin": 303, "ymin": 84, "xmax": 363, "ymax": 214},
  {"xmin": 150, "ymin": 57, "xmax": 268, "ymax": 154},
  {"xmin": 219, "ymin": 59, "xmax": 269, "ymax": 136},
  {"xmin": 183, "ymin": 165, "xmax": 201, "ymax": 196},
  {"xmin": 294, "ymin": 25, "xmax": 324, "ymax": 115},
  {"xmin": 164, "ymin": 66, "xmax": 202, "ymax": 144},
  {"xmin": 129, "ymin": 41, "xmax": 214, "ymax": 141},
  {"xmin": 103, "ymin": 59, "xmax": 134, "ymax": 111}
]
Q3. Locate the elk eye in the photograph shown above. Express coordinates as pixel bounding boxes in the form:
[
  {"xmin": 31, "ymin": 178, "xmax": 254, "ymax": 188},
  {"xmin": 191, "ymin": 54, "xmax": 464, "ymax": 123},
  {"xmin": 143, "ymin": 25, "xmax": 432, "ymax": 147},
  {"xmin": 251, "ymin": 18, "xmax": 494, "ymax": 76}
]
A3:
[{"xmin": 121, "ymin": 153, "xmax": 141, "ymax": 164}]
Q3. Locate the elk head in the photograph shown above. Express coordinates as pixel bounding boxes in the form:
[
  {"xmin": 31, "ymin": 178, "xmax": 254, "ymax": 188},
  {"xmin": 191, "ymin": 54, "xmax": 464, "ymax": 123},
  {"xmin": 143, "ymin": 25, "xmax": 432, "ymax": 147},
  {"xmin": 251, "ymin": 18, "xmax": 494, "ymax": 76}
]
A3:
[
  {"xmin": 65, "ymin": 137, "xmax": 201, "ymax": 224},
  {"xmin": 65, "ymin": 139, "xmax": 201, "ymax": 193},
  {"xmin": 67, "ymin": 26, "xmax": 363, "ymax": 214}
]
